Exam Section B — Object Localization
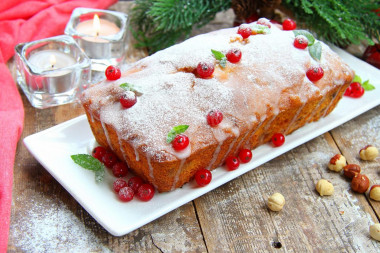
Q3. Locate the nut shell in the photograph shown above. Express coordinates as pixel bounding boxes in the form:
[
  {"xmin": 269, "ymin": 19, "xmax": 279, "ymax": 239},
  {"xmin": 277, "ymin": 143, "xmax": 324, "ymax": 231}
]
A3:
[
  {"xmin": 316, "ymin": 179, "xmax": 334, "ymax": 196},
  {"xmin": 267, "ymin": 192, "xmax": 285, "ymax": 212},
  {"xmin": 370, "ymin": 224, "xmax": 380, "ymax": 241},
  {"xmin": 351, "ymin": 174, "xmax": 370, "ymax": 193},
  {"xmin": 369, "ymin": 185, "xmax": 380, "ymax": 201},
  {"xmin": 359, "ymin": 145, "xmax": 379, "ymax": 161},
  {"xmin": 343, "ymin": 164, "xmax": 361, "ymax": 179},
  {"xmin": 328, "ymin": 154, "xmax": 346, "ymax": 172}
]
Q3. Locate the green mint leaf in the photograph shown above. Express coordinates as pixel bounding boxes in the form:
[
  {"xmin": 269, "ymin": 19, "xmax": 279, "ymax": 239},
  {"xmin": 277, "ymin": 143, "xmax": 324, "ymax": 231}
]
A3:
[
  {"xmin": 167, "ymin": 125, "xmax": 189, "ymax": 143},
  {"xmin": 362, "ymin": 80, "xmax": 375, "ymax": 91},
  {"xmin": 352, "ymin": 75, "xmax": 362, "ymax": 84},
  {"xmin": 71, "ymin": 154, "xmax": 105, "ymax": 182},
  {"xmin": 95, "ymin": 169, "xmax": 105, "ymax": 183},
  {"xmin": 211, "ymin": 49, "xmax": 225, "ymax": 61},
  {"xmin": 71, "ymin": 154, "xmax": 103, "ymax": 171},
  {"xmin": 120, "ymin": 83, "xmax": 133, "ymax": 90},
  {"xmin": 251, "ymin": 24, "xmax": 270, "ymax": 34},
  {"xmin": 219, "ymin": 57, "xmax": 227, "ymax": 68},
  {"xmin": 120, "ymin": 83, "xmax": 143, "ymax": 96},
  {"xmin": 308, "ymin": 41, "xmax": 322, "ymax": 61},
  {"xmin": 293, "ymin": 30, "xmax": 315, "ymax": 46},
  {"xmin": 211, "ymin": 49, "xmax": 227, "ymax": 68}
]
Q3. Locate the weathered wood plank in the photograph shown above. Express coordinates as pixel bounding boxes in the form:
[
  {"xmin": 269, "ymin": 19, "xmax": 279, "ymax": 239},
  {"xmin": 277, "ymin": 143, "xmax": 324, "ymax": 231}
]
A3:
[
  {"xmin": 330, "ymin": 105, "xmax": 380, "ymax": 219},
  {"xmin": 7, "ymin": 1, "xmax": 380, "ymax": 252},
  {"xmin": 195, "ymin": 114, "xmax": 380, "ymax": 252}
]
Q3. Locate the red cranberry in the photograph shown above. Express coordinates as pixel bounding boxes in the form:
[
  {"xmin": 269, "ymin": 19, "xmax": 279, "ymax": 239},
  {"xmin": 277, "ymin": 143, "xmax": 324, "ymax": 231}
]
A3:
[
  {"xmin": 294, "ymin": 35, "xmax": 308, "ymax": 49},
  {"xmin": 102, "ymin": 151, "xmax": 119, "ymax": 168},
  {"xmin": 306, "ymin": 66, "xmax": 324, "ymax": 82},
  {"xmin": 257, "ymin": 18, "xmax": 271, "ymax": 28},
  {"xmin": 238, "ymin": 149, "xmax": 252, "ymax": 163},
  {"xmin": 197, "ymin": 62, "xmax": 214, "ymax": 79},
  {"xmin": 113, "ymin": 179, "xmax": 127, "ymax": 193},
  {"xmin": 344, "ymin": 86, "xmax": 352, "ymax": 96},
  {"xmin": 226, "ymin": 48, "xmax": 242, "ymax": 63},
  {"xmin": 283, "ymin": 19, "xmax": 296, "ymax": 30},
  {"xmin": 362, "ymin": 44, "xmax": 380, "ymax": 69},
  {"xmin": 225, "ymin": 156, "xmax": 240, "ymax": 171},
  {"xmin": 271, "ymin": 133, "xmax": 285, "ymax": 147},
  {"xmin": 92, "ymin": 146, "xmax": 107, "ymax": 161},
  {"xmin": 128, "ymin": 176, "xmax": 144, "ymax": 193},
  {"xmin": 105, "ymin": 65, "xmax": 121, "ymax": 80},
  {"xmin": 112, "ymin": 162, "xmax": 128, "ymax": 177},
  {"xmin": 120, "ymin": 91, "xmax": 137, "ymax": 108},
  {"xmin": 194, "ymin": 168, "xmax": 212, "ymax": 187},
  {"xmin": 118, "ymin": 186, "xmax": 134, "ymax": 202},
  {"xmin": 137, "ymin": 184, "xmax": 155, "ymax": 201},
  {"xmin": 172, "ymin": 134, "xmax": 189, "ymax": 151},
  {"xmin": 207, "ymin": 109, "xmax": 223, "ymax": 127},
  {"xmin": 349, "ymin": 82, "xmax": 365, "ymax": 98},
  {"xmin": 237, "ymin": 25, "xmax": 252, "ymax": 39}
]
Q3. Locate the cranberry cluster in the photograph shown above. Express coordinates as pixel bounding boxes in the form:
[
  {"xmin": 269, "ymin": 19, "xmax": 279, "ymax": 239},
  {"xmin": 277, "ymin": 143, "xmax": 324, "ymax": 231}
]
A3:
[
  {"xmin": 225, "ymin": 149, "xmax": 253, "ymax": 171},
  {"xmin": 344, "ymin": 82, "xmax": 365, "ymax": 98},
  {"xmin": 92, "ymin": 146, "xmax": 155, "ymax": 202},
  {"xmin": 197, "ymin": 48, "xmax": 242, "ymax": 79}
]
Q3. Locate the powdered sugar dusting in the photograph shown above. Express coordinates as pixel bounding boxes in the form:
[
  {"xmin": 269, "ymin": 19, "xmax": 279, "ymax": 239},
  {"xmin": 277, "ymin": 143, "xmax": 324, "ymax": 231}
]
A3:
[
  {"xmin": 82, "ymin": 23, "xmax": 353, "ymax": 164},
  {"xmin": 10, "ymin": 194, "xmax": 110, "ymax": 252}
]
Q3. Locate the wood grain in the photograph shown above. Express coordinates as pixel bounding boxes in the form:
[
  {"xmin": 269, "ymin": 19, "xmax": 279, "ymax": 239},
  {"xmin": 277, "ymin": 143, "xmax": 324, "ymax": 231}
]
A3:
[{"xmin": 7, "ymin": 1, "xmax": 380, "ymax": 252}]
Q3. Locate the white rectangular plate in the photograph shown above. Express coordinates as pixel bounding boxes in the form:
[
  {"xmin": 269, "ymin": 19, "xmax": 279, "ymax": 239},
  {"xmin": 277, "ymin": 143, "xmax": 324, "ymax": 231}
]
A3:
[{"xmin": 24, "ymin": 46, "xmax": 380, "ymax": 236}]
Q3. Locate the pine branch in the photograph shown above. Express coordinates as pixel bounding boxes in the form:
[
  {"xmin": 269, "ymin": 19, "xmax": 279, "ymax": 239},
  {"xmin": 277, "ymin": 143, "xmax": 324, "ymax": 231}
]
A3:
[
  {"xmin": 130, "ymin": 0, "xmax": 379, "ymax": 54},
  {"xmin": 283, "ymin": 0, "xmax": 380, "ymax": 46},
  {"xmin": 130, "ymin": 0, "xmax": 231, "ymax": 54}
]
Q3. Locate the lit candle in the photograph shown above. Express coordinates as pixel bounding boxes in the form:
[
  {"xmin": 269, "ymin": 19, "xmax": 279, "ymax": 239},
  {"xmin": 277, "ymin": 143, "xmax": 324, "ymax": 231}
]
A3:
[
  {"xmin": 28, "ymin": 50, "xmax": 76, "ymax": 73},
  {"xmin": 65, "ymin": 8, "xmax": 128, "ymax": 71},
  {"xmin": 15, "ymin": 35, "xmax": 91, "ymax": 108},
  {"xmin": 75, "ymin": 14, "xmax": 120, "ymax": 42}
]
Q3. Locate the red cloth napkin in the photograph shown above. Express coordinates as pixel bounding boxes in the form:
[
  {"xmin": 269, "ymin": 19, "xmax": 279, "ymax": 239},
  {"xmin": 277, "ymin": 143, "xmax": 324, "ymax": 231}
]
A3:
[{"xmin": 0, "ymin": 0, "xmax": 117, "ymax": 252}]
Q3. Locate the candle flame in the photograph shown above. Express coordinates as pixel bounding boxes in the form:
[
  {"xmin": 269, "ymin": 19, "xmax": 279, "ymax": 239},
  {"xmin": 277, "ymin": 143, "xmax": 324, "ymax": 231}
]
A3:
[
  {"xmin": 93, "ymin": 14, "xmax": 100, "ymax": 37},
  {"xmin": 49, "ymin": 54, "xmax": 56, "ymax": 69}
]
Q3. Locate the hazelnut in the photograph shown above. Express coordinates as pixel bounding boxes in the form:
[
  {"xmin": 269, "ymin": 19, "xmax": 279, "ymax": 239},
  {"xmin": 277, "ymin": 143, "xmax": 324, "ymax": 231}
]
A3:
[
  {"xmin": 327, "ymin": 154, "xmax": 346, "ymax": 172},
  {"xmin": 351, "ymin": 174, "xmax": 370, "ymax": 193},
  {"xmin": 343, "ymin": 164, "xmax": 361, "ymax": 179},
  {"xmin": 370, "ymin": 224, "xmax": 380, "ymax": 241},
  {"xmin": 267, "ymin": 192, "xmax": 285, "ymax": 211},
  {"xmin": 359, "ymin": 145, "xmax": 379, "ymax": 161},
  {"xmin": 369, "ymin": 185, "xmax": 380, "ymax": 201},
  {"xmin": 316, "ymin": 179, "xmax": 334, "ymax": 196}
]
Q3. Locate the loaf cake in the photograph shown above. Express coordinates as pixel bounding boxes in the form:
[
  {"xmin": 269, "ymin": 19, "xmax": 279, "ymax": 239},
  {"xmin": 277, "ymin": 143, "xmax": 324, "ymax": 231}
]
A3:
[{"xmin": 81, "ymin": 21, "xmax": 354, "ymax": 192}]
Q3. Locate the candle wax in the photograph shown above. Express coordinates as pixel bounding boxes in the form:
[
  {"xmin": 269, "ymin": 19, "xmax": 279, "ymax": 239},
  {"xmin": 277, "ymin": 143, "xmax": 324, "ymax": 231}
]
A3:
[
  {"xmin": 75, "ymin": 18, "xmax": 120, "ymax": 43},
  {"xmin": 28, "ymin": 50, "xmax": 75, "ymax": 72}
]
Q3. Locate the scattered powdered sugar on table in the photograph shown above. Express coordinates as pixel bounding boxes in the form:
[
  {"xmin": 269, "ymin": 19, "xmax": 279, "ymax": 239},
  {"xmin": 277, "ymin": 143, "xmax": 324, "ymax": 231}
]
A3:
[{"xmin": 10, "ymin": 194, "xmax": 110, "ymax": 253}]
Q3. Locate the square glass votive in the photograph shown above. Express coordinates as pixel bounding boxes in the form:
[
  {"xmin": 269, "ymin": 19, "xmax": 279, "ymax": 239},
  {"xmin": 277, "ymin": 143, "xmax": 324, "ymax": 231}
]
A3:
[
  {"xmin": 64, "ymin": 8, "xmax": 129, "ymax": 71},
  {"xmin": 15, "ymin": 35, "xmax": 91, "ymax": 109}
]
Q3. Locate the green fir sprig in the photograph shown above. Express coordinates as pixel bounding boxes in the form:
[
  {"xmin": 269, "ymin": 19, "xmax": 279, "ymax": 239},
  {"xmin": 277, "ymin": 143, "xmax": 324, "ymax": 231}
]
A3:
[
  {"xmin": 130, "ymin": 0, "xmax": 231, "ymax": 54},
  {"xmin": 130, "ymin": 0, "xmax": 379, "ymax": 54},
  {"xmin": 283, "ymin": 0, "xmax": 380, "ymax": 47}
]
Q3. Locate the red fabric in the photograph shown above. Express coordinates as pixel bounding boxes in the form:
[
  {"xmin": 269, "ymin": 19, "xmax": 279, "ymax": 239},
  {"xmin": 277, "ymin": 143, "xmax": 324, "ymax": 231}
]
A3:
[{"xmin": 0, "ymin": 0, "xmax": 117, "ymax": 252}]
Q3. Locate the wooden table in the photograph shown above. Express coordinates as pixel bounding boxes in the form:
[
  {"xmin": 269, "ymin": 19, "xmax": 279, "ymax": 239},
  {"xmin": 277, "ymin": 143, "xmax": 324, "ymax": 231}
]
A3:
[{"xmin": 7, "ymin": 2, "xmax": 380, "ymax": 252}]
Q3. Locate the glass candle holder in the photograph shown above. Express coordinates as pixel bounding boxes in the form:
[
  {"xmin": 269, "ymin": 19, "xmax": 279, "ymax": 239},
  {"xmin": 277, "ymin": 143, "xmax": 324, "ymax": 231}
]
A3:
[
  {"xmin": 64, "ymin": 8, "xmax": 129, "ymax": 71},
  {"xmin": 15, "ymin": 35, "xmax": 91, "ymax": 109}
]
